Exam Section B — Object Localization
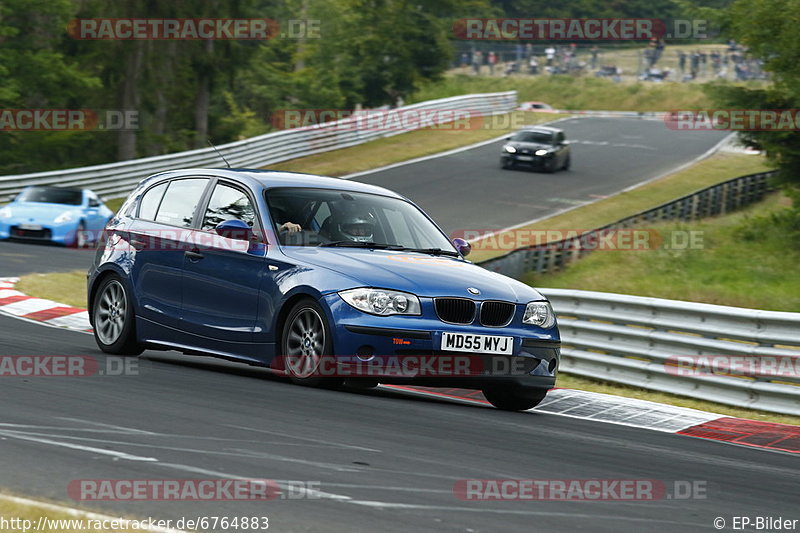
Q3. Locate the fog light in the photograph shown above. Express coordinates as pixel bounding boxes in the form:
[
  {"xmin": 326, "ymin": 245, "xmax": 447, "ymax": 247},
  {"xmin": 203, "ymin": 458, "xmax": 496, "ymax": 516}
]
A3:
[{"xmin": 356, "ymin": 345, "xmax": 374, "ymax": 362}]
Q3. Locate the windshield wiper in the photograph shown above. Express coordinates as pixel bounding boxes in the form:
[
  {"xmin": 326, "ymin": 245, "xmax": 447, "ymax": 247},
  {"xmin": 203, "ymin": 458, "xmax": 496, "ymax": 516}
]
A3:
[
  {"xmin": 318, "ymin": 241, "xmax": 405, "ymax": 249},
  {"xmin": 318, "ymin": 241, "xmax": 460, "ymax": 257},
  {"xmin": 403, "ymin": 247, "xmax": 461, "ymax": 257}
]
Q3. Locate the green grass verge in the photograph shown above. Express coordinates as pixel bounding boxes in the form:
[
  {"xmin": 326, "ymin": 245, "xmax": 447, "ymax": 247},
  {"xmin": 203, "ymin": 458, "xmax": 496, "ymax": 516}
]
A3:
[
  {"xmin": 525, "ymin": 192, "xmax": 800, "ymax": 312},
  {"xmin": 467, "ymin": 152, "xmax": 773, "ymax": 263},
  {"xmin": 16, "ymin": 271, "xmax": 87, "ymax": 308},
  {"xmin": 412, "ymin": 74, "xmax": 714, "ymax": 111}
]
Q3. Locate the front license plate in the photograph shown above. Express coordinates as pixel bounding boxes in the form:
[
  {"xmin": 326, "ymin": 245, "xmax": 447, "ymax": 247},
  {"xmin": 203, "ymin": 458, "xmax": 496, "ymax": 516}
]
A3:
[
  {"xmin": 516, "ymin": 155, "xmax": 534, "ymax": 161},
  {"xmin": 441, "ymin": 332, "xmax": 514, "ymax": 355},
  {"xmin": 18, "ymin": 224, "xmax": 43, "ymax": 230}
]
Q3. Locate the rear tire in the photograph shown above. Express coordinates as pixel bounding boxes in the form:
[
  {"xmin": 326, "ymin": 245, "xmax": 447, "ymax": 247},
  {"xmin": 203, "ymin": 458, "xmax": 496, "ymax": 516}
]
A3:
[
  {"xmin": 281, "ymin": 299, "xmax": 343, "ymax": 388},
  {"xmin": 92, "ymin": 275, "xmax": 144, "ymax": 355},
  {"xmin": 483, "ymin": 389, "xmax": 546, "ymax": 411}
]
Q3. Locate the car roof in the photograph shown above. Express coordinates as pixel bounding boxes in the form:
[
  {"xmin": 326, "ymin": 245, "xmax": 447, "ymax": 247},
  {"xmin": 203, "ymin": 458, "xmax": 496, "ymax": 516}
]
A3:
[{"xmin": 141, "ymin": 168, "xmax": 405, "ymax": 199}]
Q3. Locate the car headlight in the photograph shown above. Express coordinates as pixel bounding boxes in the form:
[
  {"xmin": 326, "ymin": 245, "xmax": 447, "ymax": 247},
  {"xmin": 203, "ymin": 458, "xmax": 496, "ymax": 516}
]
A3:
[
  {"xmin": 523, "ymin": 301, "xmax": 556, "ymax": 328},
  {"xmin": 339, "ymin": 288, "xmax": 421, "ymax": 316},
  {"xmin": 503, "ymin": 145, "xmax": 517, "ymax": 153},
  {"xmin": 54, "ymin": 212, "xmax": 74, "ymax": 224},
  {"xmin": 0, "ymin": 207, "xmax": 11, "ymax": 219},
  {"xmin": 534, "ymin": 149, "xmax": 549, "ymax": 156}
]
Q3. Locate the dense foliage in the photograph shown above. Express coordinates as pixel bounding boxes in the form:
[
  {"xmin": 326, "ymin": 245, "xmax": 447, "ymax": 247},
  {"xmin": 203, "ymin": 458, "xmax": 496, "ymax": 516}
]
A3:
[{"xmin": 2, "ymin": 0, "xmax": 726, "ymax": 173}]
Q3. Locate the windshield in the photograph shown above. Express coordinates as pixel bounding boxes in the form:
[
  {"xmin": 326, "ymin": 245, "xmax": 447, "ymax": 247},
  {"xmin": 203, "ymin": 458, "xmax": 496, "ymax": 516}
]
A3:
[
  {"xmin": 511, "ymin": 131, "xmax": 555, "ymax": 144},
  {"xmin": 266, "ymin": 187, "xmax": 456, "ymax": 251},
  {"xmin": 18, "ymin": 187, "xmax": 83, "ymax": 205}
]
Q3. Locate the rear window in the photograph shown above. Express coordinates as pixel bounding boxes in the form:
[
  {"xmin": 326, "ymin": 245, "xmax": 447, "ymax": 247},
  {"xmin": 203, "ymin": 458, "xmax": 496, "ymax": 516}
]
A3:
[
  {"xmin": 138, "ymin": 182, "xmax": 168, "ymax": 221},
  {"xmin": 154, "ymin": 179, "xmax": 209, "ymax": 227}
]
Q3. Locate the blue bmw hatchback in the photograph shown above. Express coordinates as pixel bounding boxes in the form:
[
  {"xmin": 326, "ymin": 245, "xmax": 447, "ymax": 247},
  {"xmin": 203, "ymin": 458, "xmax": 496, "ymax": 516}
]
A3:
[{"xmin": 88, "ymin": 169, "xmax": 560, "ymax": 410}]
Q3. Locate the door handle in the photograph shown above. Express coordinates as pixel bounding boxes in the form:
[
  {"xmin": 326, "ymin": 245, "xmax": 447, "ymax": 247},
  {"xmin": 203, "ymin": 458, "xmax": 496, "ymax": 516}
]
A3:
[{"xmin": 185, "ymin": 249, "xmax": 205, "ymax": 261}]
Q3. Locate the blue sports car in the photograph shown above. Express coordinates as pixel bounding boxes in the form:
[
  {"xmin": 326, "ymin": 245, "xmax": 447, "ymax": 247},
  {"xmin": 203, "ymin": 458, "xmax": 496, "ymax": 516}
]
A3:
[
  {"xmin": 0, "ymin": 186, "xmax": 114, "ymax": 247},
  {"xmin": 87, "ymin": 169, "xmax": 560, "ymax": 410}
]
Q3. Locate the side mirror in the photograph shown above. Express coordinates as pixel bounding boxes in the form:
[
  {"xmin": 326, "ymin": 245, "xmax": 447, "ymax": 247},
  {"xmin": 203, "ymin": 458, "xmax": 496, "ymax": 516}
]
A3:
[
  {"xmin": 452, "ymin": 238, "xmax": 471, "ymax": 257},
  {"xmin": 505, "ymin": 136, "xmax": 511, "ymax": 140},
  {"xmin": 215, "ymin": 219, "xmax": 254, "ymax": 241}
]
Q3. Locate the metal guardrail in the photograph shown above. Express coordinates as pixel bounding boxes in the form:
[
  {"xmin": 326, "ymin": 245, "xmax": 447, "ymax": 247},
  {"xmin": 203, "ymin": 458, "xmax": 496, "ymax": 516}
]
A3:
[
  {"xmin": 478, "ymin": 170, "xmax": 776, "ymax": 279},
  {"xmin": 0, "ymin": 91, "xmax": 518, "ymax": 200},
  {"xmin": 541, "ymin": 288, "xmax": 800, "ymax": 416}
]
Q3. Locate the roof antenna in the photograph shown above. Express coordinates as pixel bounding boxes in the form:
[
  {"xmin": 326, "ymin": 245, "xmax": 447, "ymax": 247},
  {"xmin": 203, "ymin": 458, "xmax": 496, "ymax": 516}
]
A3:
[{"xmin": 207, "ymin": 139, "xmax": 231, "ymax": 168}]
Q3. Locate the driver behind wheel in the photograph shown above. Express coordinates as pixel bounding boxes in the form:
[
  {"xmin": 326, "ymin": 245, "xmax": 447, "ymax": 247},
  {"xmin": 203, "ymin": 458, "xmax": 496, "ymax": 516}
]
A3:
[{"xmin": 329, "ymin": 208, "xmax": 376, "ymax": 242}]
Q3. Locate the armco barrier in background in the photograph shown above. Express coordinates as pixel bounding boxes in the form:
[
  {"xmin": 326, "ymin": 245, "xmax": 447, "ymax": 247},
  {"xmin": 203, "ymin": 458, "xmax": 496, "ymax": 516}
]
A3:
[
  {"xmin": 0, "ymin": 91, "xmax": 517, "ymax": 200},
  {"xmin": 542, "ymin": 288, "xmax": 800, "ymax": 416},
  {"xmin": 477, "ymin": 170, "xmax": 775, "ymax": 279}
]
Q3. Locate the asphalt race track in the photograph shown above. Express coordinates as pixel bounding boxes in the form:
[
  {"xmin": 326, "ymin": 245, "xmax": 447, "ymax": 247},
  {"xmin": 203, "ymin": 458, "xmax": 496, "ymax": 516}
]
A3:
[
  {"xmin": 0, "ymin": 315, "xmax": 797, "ymax": 532},
  {"xmin": 0, "ymin": 117, "xmax": 731, "ymax": 277},
  {"xmin": 1, "ymin": 117, "xmax": 795, "ymax": 532},
  {"xmin": 353, "ymin": 117, "xmax": 731, "ymax": 234}
]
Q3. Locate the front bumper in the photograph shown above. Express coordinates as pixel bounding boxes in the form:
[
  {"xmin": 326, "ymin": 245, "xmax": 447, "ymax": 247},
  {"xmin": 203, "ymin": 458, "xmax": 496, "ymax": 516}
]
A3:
[
  {"xmin": 0, "ymin": 220, "xmax": 75, "ymax": 244},
  {"xmin": 501, "ymin": 153, "xmax": 553, "ymax": 168},
  {"xmin": 322, "ymin": 294, "xmax": 560, "ymax": 393}
]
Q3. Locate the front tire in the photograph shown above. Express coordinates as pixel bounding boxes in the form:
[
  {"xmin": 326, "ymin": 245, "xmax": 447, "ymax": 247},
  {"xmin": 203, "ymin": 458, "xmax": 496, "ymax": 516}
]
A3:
[
  {"xmin": 92, "ymin": 275, "xmax": 144, "ymax": 355},
  {"xmin": 72, "ymin": 221, "xmax": 88, "ymax": 248},
  {"xmin": 281, "ymin": 299, "xmax": 343, "ymax": 388},
  {"xmin": 483, "ymin": 389, "xmax": 546, "ymax": 411},
  {"xmin": 561, "ymin": 155, "xmax": 571, "ymax": 171}
]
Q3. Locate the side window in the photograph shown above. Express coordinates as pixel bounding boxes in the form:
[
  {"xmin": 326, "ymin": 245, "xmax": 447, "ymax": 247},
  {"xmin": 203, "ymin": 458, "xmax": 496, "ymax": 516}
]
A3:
[
  {"xmin": 88, "ymin": 197, "xmax": 100, "ymax": 208},
  {"xmin": 155, "ymin": 179, "xmax": 208, "ymax": 227},
  {"xmin": 202, "ymin": 183, "xmax": 256, "ymax": 230},
  {"xmin": 138, "ymin": 182, "xmax": 168, "ymax": 220}
]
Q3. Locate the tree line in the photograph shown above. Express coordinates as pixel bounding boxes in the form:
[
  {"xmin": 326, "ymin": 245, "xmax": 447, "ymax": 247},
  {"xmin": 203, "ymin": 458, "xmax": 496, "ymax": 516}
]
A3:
[{"xmin": 2, "ymin": 0, "xmax": 724, "ymax": 175}]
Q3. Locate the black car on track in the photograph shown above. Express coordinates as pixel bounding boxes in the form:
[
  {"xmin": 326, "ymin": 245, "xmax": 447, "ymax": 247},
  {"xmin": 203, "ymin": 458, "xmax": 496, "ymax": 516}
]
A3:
[{"xmin": 500, "ymin": 126, "xmax": 571, "ymax": 173}]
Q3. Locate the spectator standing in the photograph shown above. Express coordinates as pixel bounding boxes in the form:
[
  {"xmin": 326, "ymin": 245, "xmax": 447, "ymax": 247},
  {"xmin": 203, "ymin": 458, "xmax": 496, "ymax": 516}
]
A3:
[
  {"xmin": 590, "ymin": 45, "xmax": 599, "ymax": 69},
  {"xmin": 472, "ymin": 50, "xmax": 482, "ymax": 74}
]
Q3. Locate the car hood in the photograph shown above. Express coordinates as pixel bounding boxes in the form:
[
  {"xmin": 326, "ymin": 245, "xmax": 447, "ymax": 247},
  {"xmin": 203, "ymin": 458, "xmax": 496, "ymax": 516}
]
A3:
[
  {"xmin": 507, "ymin": 141, "xmax": 554, "ymax": 152},
  {"xmin": 6, "ymin": 202, "xmax": 77, "ymax": 221},
  {"xmin": 280, "ymin": 247, "xmax": 545, "ymax": 302}
]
